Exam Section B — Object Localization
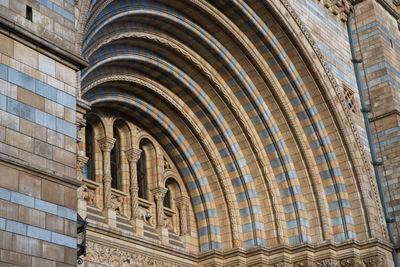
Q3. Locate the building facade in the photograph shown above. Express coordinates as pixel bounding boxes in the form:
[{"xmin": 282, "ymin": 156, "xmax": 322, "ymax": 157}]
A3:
[{"xmin": 0, "ymin": 0, "xmax": 399, "ymax": 266}]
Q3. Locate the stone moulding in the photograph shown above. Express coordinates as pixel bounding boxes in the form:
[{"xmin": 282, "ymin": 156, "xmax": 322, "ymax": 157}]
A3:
[{"xmin": 83, "ymin": 239, "xmax": 391, "ymax": 266}]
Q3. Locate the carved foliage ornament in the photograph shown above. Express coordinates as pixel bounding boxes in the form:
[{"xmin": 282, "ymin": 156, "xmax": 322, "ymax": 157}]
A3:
[
  {"xmin": 126, "ymin": 148, "xmax": 142, "ymax": 163},
  {"xmin": 85, "ymin": 242, "xmax": 182, "ymax": 267}
]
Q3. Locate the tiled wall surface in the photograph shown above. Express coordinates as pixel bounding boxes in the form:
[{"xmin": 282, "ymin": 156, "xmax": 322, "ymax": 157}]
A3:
[
  {"xmin": 0, "ymin": 0, "xmax": 80, "ymax": 263},
  {"xmin": 0, "ymin": 163, "xmax": 78, "ymax": 266},
  {"xmin": 352, "ymin": 0, "xmax": 400, "ymax": 244}
]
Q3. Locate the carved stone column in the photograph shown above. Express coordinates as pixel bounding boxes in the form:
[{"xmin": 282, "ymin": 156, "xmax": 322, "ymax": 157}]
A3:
[
  {"xmin": 151, "ymin": 187, "xmax": 167, "ymax": 228},
  {"xmin": 76, "ymin": 155, "xmax": 88, "ymax": 181},
  {"xmin": 125, "ymin": 148, "xmax": 142, "ymax": 222},
  {"xmin": 175, "ymin": 196, "xmax": 190, "ymax": 236},
  {"xmin": 98, "ymin": 137, "xmax": 115, "ymax": 210}
]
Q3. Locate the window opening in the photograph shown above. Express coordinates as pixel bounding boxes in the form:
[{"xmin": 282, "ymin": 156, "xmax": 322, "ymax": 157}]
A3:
[
  {"xmin": 164, "ymin": 188, "xmax": 171, "ymax": 208},
  {"xmin": 137, "ymin": 148, "xmax": 148, "ymax": 199},
  {"xmin": 26, "ymin": 6, "xmax": 33, "ymax": 21},
  {"xmin": 84, "ymin": 124, "xmax": 95, "ymax": 180},
  {"xmin": 111, "ymin": 127, "xmax": 120, "ymax": 189}
]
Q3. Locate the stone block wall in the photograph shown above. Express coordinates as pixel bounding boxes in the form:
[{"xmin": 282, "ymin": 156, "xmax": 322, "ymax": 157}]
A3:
[
  {"xmin": 0, "ymin": 0, "xmax": 86, "ymax": 265},
  {"xmin": 0, "ymin": 31, "xmax": 80, "ymax": 266},
  {"xmin": 0, "ymin": 0, "xmax": 81, "ymax": 53},
  {"xmin": 352, "ymin": 0, "xmax": 400, "ymax": 245}
]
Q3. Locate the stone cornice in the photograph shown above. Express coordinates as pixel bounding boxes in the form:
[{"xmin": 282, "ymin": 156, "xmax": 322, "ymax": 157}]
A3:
[
  {"xmin": 375, "ymin": 0, "xmax": 400, "ymax": 19},
  {"xmin": 85, "ymin": 223, "xmax": 393, "ymax": 266},
  {"xmin": 314, "ymin": 0, "xmax": 353, "ymax": 22}
]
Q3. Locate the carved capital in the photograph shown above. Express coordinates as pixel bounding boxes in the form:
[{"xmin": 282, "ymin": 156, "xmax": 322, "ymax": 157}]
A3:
[
  {"xmin": 77, "ymin": 155, "xmax": 89, "ymax": 171},
  {"xmin": 339, "ymin": 257, "xmax": 364, "ymax": 267},
  {"xmin": 125, "ymin": 148, "xmax": 142, "ymax": 163},
  {"xmin": 316, "ymin": 259, "xmax": 338, "ymax": 267},
  {"xmin": 362, "ymin": 255, "xmax": 386, "ymax": 267},
  {"xmin": 151, "ymin": 187, "xmax": 168, "ymax": 201},
  {"xmin": 98, "ymin": 137, "xmax": 115, "ymax": 152},
  {"xmin": 295, "ymin": 261, "xmax": 315, "ymax": 267},
  {"xmin": 175, "ymin": 196, "xmax": 190, "ymax": 208}
]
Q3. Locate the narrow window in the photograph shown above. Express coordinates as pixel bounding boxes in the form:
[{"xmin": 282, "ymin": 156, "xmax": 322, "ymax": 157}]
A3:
[
  {"xmin": 84, "ymin": 124, "xmax": 95, "ymax": 180},
  {"xmin": 164, "ymin": 188, "xmax": 171, "ymax": 208},
  {"xmin": 389, "ymin": 39, "xmax": 394, "ymax": 48},
  {"xmin": 137, "ymin": 148, "xmax": 147, "ymax": 199},
  {"xmin": 111, "ymin": 127, "xmax": 120, "ymax": 189},
  {"xmin": 26, "ymin": 6, "xmax": 33, "ymax": 21}
]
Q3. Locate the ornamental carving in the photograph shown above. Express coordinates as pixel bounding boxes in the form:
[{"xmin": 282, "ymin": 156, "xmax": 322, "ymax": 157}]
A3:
[
  {"xmin": 317, "ymin": 0, "xmax": 352, "ymax": 22},
  {"xmin": 339, "ymin": 258, "xmax": 364, "ymax": 267},
  {"xmin": 316, "ymin": 259, "xmax": 338, "ymax": 267},
  {"xmin": 84, "ymin": 242, "xmax": 182, "ymax": 267},
  {"xmin": 98, "ymin": 137, "xmax": 116, "ymax": 152},
  {"xmin": 126, "ymin": 148, "xmax": 142, "ymax": 163},
  {"xmin": 362, "ymin": 255, "xmax": 386, "ymax": 267},
  {"xmin": 295, "ymin": 261, "xmax": 315, "ymax": 267},
  {"xmin": 269, "ymin": 263, "xmax": 290, "ymax": 267},
  {"xmin": 111, "ymin": 195, "xmax": 124, "ymax": 215},
  {"xmin": 138, "ymin": 206, "xmax": 154, "ymax": 225},
  {"xmin": 77, "ymin": 185, "xmax": 96, "ymax": 206},
  {"xmin": 164, "ymin": 157, "xmax": 172, "ymax": 170}
]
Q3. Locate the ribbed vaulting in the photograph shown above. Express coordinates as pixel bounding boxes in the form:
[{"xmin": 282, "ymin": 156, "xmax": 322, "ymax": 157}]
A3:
[{"xmin": 81, "ymin": 0, "xmax": 384, "ymax": 252}]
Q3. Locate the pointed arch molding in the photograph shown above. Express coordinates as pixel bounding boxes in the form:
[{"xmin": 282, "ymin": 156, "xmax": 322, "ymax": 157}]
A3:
[{"xmin": 80, "ymin": 0, "xmax": 388, "ymax": 255}]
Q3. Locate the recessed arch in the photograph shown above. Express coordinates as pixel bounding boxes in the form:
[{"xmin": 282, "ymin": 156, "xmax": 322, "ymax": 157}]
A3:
[{"xmin": 79, "ymin": 0, "xmax": 387, "ymax": 259}]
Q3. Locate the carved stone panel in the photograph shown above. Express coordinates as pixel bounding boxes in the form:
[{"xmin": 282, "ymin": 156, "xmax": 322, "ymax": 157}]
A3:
[{"xmin": 84, "ymin": 242, "xmax": 186, "ymax": 266}]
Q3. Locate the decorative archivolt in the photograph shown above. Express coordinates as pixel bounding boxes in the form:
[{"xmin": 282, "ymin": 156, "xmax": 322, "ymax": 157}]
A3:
[{"xmin": 80, "ymin": 0, "xmax": 386, "ymax": 247}]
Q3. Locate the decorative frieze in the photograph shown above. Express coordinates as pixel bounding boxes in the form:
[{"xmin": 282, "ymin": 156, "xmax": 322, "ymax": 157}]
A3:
[{"xmin": 84, "ymin": 242, "xmax": 184, "ymax": 267}]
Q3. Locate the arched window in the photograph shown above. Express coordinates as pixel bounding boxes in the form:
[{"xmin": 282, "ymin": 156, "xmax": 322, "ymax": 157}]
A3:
[
  {"xmin": 111, "ymin": 127, "xmax": 120, "ymax": 189},
  {"xmin": 164, "ymin": 178, "xmax": 179, "ymax": 208},
  {"xmin": 83, "ymin": 124, "xmax": 95, "ymax": 180},
  {"xmin": 137, "ymin": 145, "xmax": 148, "ymax": 199}
]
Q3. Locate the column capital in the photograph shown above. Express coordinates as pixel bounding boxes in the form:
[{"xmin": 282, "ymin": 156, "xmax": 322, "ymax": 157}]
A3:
[
  {"xmin": 125, "ymin": 148, "xmax": 142, "ymax": 163},
  {"xmin": 98, "ymin": 137, "xmax": 115, "ymax": 152},
  {"xmin": 76, "ymin": 155, "xmax": 89, "ymax": 171},
  {"xmin": 151, "ymin": 187, "xmax": 168, "ymax": 201},
  {"xmin": 76, "ymin": 155, "xmax": 89, "ymax": 181},
  {"xmin": 175, "ymin": 195, "xmax": 190, "ymax": 206}
]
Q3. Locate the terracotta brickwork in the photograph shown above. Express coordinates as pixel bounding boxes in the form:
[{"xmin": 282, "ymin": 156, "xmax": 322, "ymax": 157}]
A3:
[{"xmin": 0, "ymin": 0, "xmax": 399, "ymax": 266}]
